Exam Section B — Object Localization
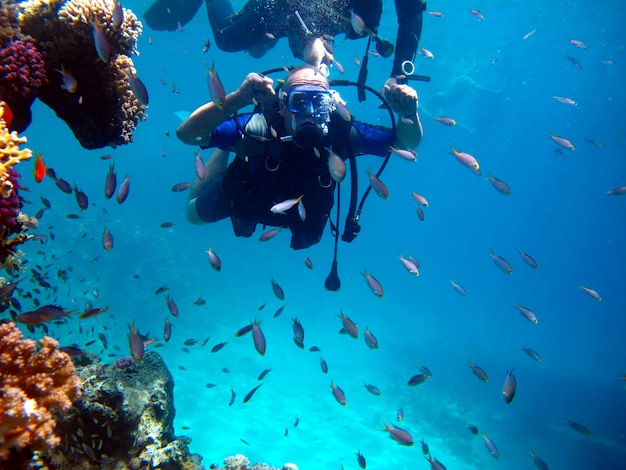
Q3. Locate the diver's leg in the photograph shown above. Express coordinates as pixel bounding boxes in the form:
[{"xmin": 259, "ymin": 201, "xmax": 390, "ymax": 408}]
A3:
[
  {"xmin": 204, "ymin": 0, "xmax": 279, "ymax": 54},
  {"xmin": 390, "ymin": 0, "xmax": 426, "ymax": 77},
  {"xmin": 144, "ymin": 0, "xmax": 203, "ymax": 31},
  {"xmin": 186, "ymin": 149, "xmax": 231, "ymax": 224}
]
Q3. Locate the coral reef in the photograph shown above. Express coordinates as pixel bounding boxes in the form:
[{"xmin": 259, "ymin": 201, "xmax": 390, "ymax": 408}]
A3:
[
  {"xmin": 2, "ymin": 0, "xmax": 147, "ymax": 148},
  {"xmin": 0, "ymin": 322, "xmax": 82, "ymax": 466},
  {"xmin": 211, "ymin": 454, "xmax": 298, "ymax": 470},
  {"xmin": 41, "ymin": 351, "xmax": 203, "ymax": 469},
  {"xmin": 0, "ymin": 103, "xmax": 35, "ymax": 267},
  {"xmin": 0, "ymin": 38, "xmax": 48, "ymax": 132}
]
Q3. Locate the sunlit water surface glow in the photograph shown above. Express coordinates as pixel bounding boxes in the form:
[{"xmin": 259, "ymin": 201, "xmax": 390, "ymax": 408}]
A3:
[{"xmin": 17, "ymin": 0, "xmax": 626, "ymax": 468}]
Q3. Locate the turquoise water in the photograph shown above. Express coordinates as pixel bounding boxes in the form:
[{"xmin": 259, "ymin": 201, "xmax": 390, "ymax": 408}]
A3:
[{"xmin": 15, "ymin": 0, "xmax": 626, "ymax": 468}]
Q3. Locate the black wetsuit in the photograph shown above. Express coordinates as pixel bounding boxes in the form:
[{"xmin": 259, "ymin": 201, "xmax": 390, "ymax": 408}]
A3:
[{"xmin": 144, "ymin": 0, "xmax": 425, "ymax": 77}]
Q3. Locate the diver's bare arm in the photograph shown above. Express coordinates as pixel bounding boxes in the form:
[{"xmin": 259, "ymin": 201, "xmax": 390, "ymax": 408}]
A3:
[{"xmin": 176, "ymin": 73, "xmax": 275, "ymax": 146}]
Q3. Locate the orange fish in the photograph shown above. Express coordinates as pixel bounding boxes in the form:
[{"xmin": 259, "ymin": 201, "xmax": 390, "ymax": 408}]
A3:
[
  {"xmin": 1, "ymin": 101, "xmax": 13, "ymax": 128},
  {"xmin": 34, "ymin": 151, "xmax": 47, "ymax": 183}
]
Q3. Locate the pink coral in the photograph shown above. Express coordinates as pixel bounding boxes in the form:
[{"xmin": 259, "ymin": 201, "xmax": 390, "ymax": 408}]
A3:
[
  {"xmin": 0, "ymin": 39, "xmax": 47, "ymax": 100},
  {"xmin": 0, "ymin": 322, "xmax": 82, "ymax": 462},
  {"xmin": 0, "ymin": 166, "xmax": 20, "ymax": 234}
]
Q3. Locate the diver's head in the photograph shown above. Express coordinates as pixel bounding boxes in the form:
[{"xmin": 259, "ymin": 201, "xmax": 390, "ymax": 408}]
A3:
[{"xmin": 280, "ymin": 65, "xmax": 335, "ymax": 148}]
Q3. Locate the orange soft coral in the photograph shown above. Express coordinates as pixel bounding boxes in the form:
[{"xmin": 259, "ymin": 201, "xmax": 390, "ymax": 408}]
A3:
[{"xmin": 0, "ymin": 322, "xmax": 82, "ymax": 461}]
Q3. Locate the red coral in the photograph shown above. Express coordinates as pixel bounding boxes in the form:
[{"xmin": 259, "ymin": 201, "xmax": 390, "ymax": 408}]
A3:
[
  {"xmin": 0, "ymin": 39, "xmax": 47, "ymax": 100},
  {"xmin": 0, "ymin": 323, "xmax": 82, "ymax": 462},
  {"xmin": 0, "ymin": 167, "xmax": 20, "ymax": 233}
]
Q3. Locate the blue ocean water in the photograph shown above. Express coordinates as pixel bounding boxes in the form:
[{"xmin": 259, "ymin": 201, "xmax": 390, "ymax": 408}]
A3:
[{"xmin": 13, "ymin": 0, "xmax": 626, "ymax": 468}]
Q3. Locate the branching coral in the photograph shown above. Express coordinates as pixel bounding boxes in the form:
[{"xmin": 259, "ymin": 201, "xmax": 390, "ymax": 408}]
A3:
[
  {"xmin": 0, "ymin": 322, "xmax": 82, "ymax": 463},
  {"xmin": 14, "ymin": 0, "xmax": 147, "ymax": 148}
]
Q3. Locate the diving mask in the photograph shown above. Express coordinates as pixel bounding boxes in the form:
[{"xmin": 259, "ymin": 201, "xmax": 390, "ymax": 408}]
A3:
[{"xmin": 284, "ymin": 85, "xmax": 335, "ymax": 117}]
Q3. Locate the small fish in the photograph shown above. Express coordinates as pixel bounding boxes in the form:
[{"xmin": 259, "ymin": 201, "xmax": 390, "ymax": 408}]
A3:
[
  {"xmin": 292, "ymin": 317, "xmax": 305, "ymax": 345},
  {"xmin": 490, "ymin": 249, "xmax": 513, "ymax": 274},
  {"xmin": 411, "ymin": 192, "xmax": 429, "ymax": 207},
  {"xmin": 16, "ymin": 305, "xmax": 71, "ymax": 325},
  {"xmin": 553, "ymin": 96, "xmax": 578, "ymax": 106},
  {"xmin": 482, "ymin": 435, "xmax": 499, "ymax": 458},
  {"xmin": 364, "ymin": 327, "xmax": 379, "ymax": 349},
  {"xmin": 320, "ymin": 356, "xmax": 328, "ymax": 374},
  {"xmin": 304, "ymin": 257, "xmax": 313, "ymax": 269},
  {"xmin": 327, "ymin": 148, "xmax": 346, "ymax": 183},
  {"xmin": 125, "ymin": 68, "xmax": 149, "ymax": 106},
  {"xmin": 195, "ymin": 152, "xmax": 206, "ymax": 179},
  {"xmin": 502, "ymin": 368, "xmax": 517, "ymax": 404},
  {"xmin": 105, "ymin": 162, "xmax": 117, "ymax": 199},
  {"xmin": 569, "ymin": 39, "xmax": 588, "ymax": 49},
  {"xmin": 469, "ymin": 9, "xmax": 484, "ymax": 20},
  {"xmin": 420, "ymin": 46, "xmax": 435, "ymax": 59},
  {"xmin": 155, "ymin": 286, "xmax": 169, "ymax": 295},
  {"xmin": 206, "ymin": 248, "xmax": 221, "ymax": 272},
  {"xmin": 366, "ymin": 168, "xmax": 390, "ymax": 199},
  {"xmin": 450, "ymin": 146, "xmax": 481, "ymax": 175},
  {"xmin": 160, "ymin": 222, "xmax": 175, "ymax": 228},
  {"xmin": 363, "ymin": 382, "xmax": 382, "ymax": 396},
  {"xmin": 252, "ymin": 320, "xmax": 266, "ymax": 356},
  {"xmin": 550, "ymin": 133, "xmax": 575, "ymax": 150},
  {"xmin": 356, "ymin": 450, "xmax": 366, "ymax": 469},
  {"xmin": 450, "ymin": 280, "xmax": 467, "ymax": 296},
  {"xmin": 101, "ymin": 226, "xmax": 113, "ymax": 250},
  {"xmin": 517, "ymin": 304, "xmax": 539, "ymax": 324},
  {"xmin": 211, "ymin": 341, "xmax": 228, "ymax": 353},
  {"xmin": 207, "ymin": 61, "xmax": 225, "ymax": 109},
  {"xmin": 164, "ymin": 318, "xmax": 172, "ymax": 342},
  {"xmin": 205, "ymin": 383, "xmax": 216, "ymax": 388},
  {"xmin": 566, "ymin": 55, "xmax": 583, "ymax": 69},
  {"xmin": 382, "ymin": 422, "xmax": 414, "ymax": 446},
  {"xmin": 398, "ymin": 254, "xmax": 419, "ymax": 276},
  {"xmin": 607, "ymin": 186, "xmax": 626, "ymax": 196},
  {"xmin": 330, "ymin": 381, "xmax": 347, "ymax": 406},
  {"xmin": 228, "ymin": 387, "xmax": 236, "ymax": 406},
  {"xmin": 580, "ymin": 285, "xmax": 601, "ymax": 301},
  {"xmin": 270, "ymin": 195, "xmax": 303, "ymax": 214},
  {"xmin": 129, "ymin": 321, "xmax": 144, "ymax": 362},
  {"xmin": 522, "ymin": 346, "xmax": 542, "ymax": 362},
  {"xmin": 40, "ymin": 196, "xmax": 51, "ymax": 208},
  {"xmin": 33, "ymin": 152, "xmax": 46, "ymax": 183},
  {"xmin": 270, "ymin": 277, "xmax": 285, "ymax": 300},
  {"xmin": 166, "ymin": 293, "xmax": 179, "ymax": 317},
  {"xmin": 582, "ymin": 138, "xmax": 605, "ymax": 148},
  {"xmin": 297, "ymin": 198, "xmax": 306, "ymax": 221},
  {"xmin": 259, "ymin": 227, "xmax": 281, "ymax": 241},
  {"xmin": 420, "ymin": 439, "xmax": 429, "ymax": 456},
  {"xmin": 243, "ymin": 383, "xmax": 263, "ymax": 404},
  {"xmin": 234, "ymin": 323, "xmax": 253, "ymax": 337},
  {"xmin": 407, "ymin": 374, "xmax": 429, "ymax": 386},
  {"xmin": 257, "ymin": 368, "xmax": 272, "ymax": 381},
  {"xmin": 416, "ymin": 205, "xmax": 425, "ymax": 222},
  {"xmin": 523, "ymin": 29, "xmax": 537, "ymax": 40},
  {"xmin": 172, "ymin": 182, "xmax": 192, "ymax": 192},
  {"xmin": 56, "ymin": 64, "xmax": 77, "ymax": 93},
  {"xmin": 349, "ymin": 9, "xmax": 365, "ymax": 35},
  {"xmin": 428, "ymin": 11, "xmax": 443, "ymax": 17},
  {"xmin": 397, "ymin": 409, "xmax": 404, "ymax": 422},
  {"xmin": 361, "ymin": 268, "xmax": 384, "ymax": 298},
  {"xmin": 112, "ymin": 0, "xmax": 124, "ymax": 31},
  {"xmin": 469, "ymin": 362, "xmax": 489, "ymax": 382},
  {"xmin": 486, "ymin": 172, "xmax": 511, "ymax": 195},
  {"xmin": 434, "ymin": 116, "xmax": 456, "ymax": 126},
  {"xmin": 337, "ymin": 310, "xmax": 358, "ymax": 339},
  {"xmin": 184, "ymin": 338, "xmax": 197, "ymax": 346},
  {"xmin": 468, "ymin": 425, "xmax": 479, "ymax": 435},
  {"xmin": 389, "ymin": 146, "xmax": 417, "ymax": 162},
  {"xmin": 565, "ymin": 419, "xmax": 592, "ymax": 437},
  {"xmin": 530, "ymin": 449, "xmax": 550, "ymax": 470},
  {"xmin": 72, "ymin": 184, "xmax": 89, "ymax": 210},
  {"xmin": 272, "ymin": 306, "xmax": 285, "ymax": 318},
  {"xmin": 55, "ymin": 176, "xmax": 72, "ymax": 194},
  {"xmin": 117, "ymin": 176, "xmax": 130, "ymax": 204},
  {"xmin": 519, "ymin": 248, "xmax": 538, "ymax": 268},
  {"xmin": 91, "ymin": 17, "xmax": 110, "ymax": 62}
]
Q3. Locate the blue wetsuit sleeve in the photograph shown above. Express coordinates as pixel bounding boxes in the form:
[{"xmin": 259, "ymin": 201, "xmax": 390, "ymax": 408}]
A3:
[
  {"xmin": 199, "ymin": 113, "xmax": 252, "ymax": 150},
  {"xmin": 352, "ymin": 121, "xmax": 394, "ymax": 157}
]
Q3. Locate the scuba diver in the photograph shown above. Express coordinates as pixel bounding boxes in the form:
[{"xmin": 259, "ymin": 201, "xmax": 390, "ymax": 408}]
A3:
[
  {"xmin": 176, "ymin": 64, "xmax": 423, "ymax": 250},
  {"xmin": 144, "ymin": 0, "xmax": 426, "ymax": 80}
]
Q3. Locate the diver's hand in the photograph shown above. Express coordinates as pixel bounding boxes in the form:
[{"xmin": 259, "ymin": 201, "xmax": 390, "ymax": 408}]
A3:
[
  {"xmin": 235, "ymin": 73, "xmax": 275, "ymax": 107},
  {"xmin": 383, "ymin": 78, "xmax": 418, "ymax": 116}
]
